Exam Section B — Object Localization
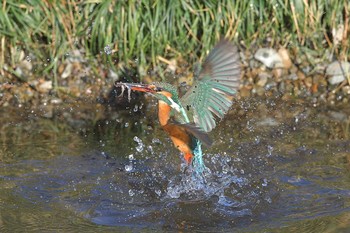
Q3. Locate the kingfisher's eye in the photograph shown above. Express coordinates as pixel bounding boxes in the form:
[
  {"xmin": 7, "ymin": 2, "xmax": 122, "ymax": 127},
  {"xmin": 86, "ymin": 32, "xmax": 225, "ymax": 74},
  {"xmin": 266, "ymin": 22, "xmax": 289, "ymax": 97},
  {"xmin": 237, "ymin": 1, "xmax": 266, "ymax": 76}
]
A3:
[{"xmin": 156, "ymin": 87, "xmax": 162, "ymax": 91}]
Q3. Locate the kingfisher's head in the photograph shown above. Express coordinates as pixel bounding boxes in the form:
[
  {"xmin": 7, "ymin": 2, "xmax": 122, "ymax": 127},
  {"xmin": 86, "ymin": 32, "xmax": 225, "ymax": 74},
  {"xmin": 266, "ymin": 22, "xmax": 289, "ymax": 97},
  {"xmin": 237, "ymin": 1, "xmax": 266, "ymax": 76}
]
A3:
[{"xmin": 117, "ymin": 82, "xmax": 181, "ymax": 110}]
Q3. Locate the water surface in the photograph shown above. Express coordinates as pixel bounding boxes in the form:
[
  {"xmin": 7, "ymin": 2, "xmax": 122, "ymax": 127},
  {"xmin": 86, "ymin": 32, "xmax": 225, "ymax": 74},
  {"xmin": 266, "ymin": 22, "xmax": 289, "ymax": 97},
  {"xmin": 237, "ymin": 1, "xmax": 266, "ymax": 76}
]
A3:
[{"xmin": 1, "ymin": 98, "xmax": 350, "ymax": 232}]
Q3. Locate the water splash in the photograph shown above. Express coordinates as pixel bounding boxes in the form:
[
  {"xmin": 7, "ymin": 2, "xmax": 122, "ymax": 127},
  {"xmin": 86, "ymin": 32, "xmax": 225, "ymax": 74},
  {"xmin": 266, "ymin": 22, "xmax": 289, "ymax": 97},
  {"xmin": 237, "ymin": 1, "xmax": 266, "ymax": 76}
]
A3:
[
  {"xmin": 133, "ymin": 136, "xmax": 144, "ymax": 152},
  {"xmin": 104, "ymin": 45, "xmax": 112, "ymax": 55},
  {"xmin": 192, "ymin": 139, "xmax": 205, "ymax": 174},
  {"xmin": 166, "ymin": 153, "xmax": 249, "ymax": 202}
]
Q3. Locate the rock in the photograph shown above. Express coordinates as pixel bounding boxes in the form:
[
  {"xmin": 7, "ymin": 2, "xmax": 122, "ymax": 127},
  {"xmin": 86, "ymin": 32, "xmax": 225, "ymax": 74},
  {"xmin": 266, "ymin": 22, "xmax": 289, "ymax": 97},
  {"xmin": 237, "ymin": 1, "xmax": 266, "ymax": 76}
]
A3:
[
  {"xmin": 296, "ymin": 70, "xmax": 306, "ymax": 80},
  {"xmin": 250, "ymin": 67, "xmax": 263, "ymax": 78},
  {"xmin": 257, "ymin": 72, "xmax": 271, "ymax": 86},
  {"xmin": 51, "ymin": 98, "xmax": 62, "ymax": 104},
  {"xmin": 254, "ymin": 48, "xmax": 284, "ymax": 68},
  {"xmin": 257, "ymin": 76, "xmax": 268, "ymax": 87},
  {"xmin": 326, "ymin": 61, "xmax": 350, "ymax": 85},
  {"xmin": 329, "ymin": 75, "xmax": 346, "ymax": 85},
  {"xmin": 41, "ymin": 105, "xmax": 54, "ymax": 118},
  {"xmin": 254, "ymin": 86, "xmax": 265, "ymax": 96},
  {"xmin": 304, "ymin": 77, "xmax": 313, "ymax": 88},
  {"xmin": 108, "ymin": 69, "xmax": 119, "ymax": 82},
  {"xmin": 272, "ymin": 68, "xmax": 284, "ymax": 80},
  {"xmin": 265, "ymin": 81, "xmax": 277, "ymax": 91},
  {"xmin": 240, "ymin": 86, "xmax": 251, "ymax": 97},
  {"xmin": 287, "ymin": 73, "xmax": 298, "ymax": 80},
  {"xmin": 278, "ymin": 81, "xmax": 285, "ymax": 92},
  {"xmin": 61, "ymin": 63, "xmax": 72, "ymax": 79},
  {"xmin": 278, "ymin": 47, "xmax": 293, "ymax": 69},
  {"xmin": 342, "ymin": 86, "xmax": 350, "ymax": 95},
  {"xmin": 328, "ymin": 111, "xmax": 347, "ymax": 122},
  {"xmin": 38, "ymin": 80, "xmax": 52, "ymax": 93}
]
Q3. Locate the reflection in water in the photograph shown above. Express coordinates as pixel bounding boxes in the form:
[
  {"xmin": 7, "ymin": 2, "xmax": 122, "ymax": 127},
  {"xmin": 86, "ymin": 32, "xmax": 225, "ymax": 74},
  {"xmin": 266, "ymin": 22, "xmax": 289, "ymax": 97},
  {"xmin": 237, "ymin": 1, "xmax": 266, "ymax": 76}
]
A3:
[{"xmin": 0, "ymin": 99, "xmax": 350, "ymax": 232}]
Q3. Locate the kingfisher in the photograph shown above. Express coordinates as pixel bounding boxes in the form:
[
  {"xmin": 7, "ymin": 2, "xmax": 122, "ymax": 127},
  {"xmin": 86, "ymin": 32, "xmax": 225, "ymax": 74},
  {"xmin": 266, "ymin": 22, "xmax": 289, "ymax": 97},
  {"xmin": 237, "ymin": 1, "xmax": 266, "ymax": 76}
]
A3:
[{"xmin": 116, "ymin": 39, "xmax": 241, "ymax": 170}]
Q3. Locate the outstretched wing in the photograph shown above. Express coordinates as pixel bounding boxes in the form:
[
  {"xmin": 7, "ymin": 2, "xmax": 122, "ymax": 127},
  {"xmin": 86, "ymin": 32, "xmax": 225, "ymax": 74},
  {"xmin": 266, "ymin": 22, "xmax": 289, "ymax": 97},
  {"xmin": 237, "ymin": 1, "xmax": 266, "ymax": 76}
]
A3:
[{"xmin": 180, "ymin": 39, "xmax": 241, "ymax": 132}]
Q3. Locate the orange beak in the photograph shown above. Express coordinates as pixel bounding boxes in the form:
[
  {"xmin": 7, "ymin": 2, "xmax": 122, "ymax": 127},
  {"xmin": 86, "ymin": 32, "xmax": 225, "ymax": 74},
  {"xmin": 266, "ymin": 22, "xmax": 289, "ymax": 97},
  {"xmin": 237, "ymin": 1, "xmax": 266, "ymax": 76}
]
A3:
[{"xmin": 115, "ymin": 82, "xmax": 156, "ymax": 93}]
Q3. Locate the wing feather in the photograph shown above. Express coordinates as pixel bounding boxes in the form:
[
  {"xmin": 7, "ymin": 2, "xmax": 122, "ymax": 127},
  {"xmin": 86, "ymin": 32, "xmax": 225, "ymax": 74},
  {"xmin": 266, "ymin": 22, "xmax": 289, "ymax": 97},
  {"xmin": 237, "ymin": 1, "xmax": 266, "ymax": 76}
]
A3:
[{"xmin": 181, "ymin": 39, "xmax": 241, "ymax": 132}]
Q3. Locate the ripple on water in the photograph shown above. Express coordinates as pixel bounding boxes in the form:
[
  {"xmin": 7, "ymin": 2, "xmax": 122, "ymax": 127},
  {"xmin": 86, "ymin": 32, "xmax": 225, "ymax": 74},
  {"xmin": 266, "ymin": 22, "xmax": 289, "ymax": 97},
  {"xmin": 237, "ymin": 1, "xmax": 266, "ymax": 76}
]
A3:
[{"xmin": 8, "ymin": 149, "xmax": 274, "ymax": 230}]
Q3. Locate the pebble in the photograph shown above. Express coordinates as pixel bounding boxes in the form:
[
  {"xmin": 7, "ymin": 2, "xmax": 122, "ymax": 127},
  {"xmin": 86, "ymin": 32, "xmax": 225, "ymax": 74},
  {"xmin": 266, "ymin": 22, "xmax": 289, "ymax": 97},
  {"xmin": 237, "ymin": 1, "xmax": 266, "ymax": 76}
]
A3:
[
  {"xmin": 38, "ymin": 81, "xmax": 52, "ymax": 93},
  {"xmin": 342, "ymin": 86, "xmax": 350, "ymax": 95},
  {"xmin": 328, "ymin": 111, "xmax": 347, "ymax": 122},
  {"xmin": 61, "ymin": 63, "xmax": 72, "ymax": 79},
  {"xmin": 278, "ymin": 47, "xmax": 293, "ymax": 69},
  {"xmin": 108, "ymin": 69, "xmax": 119, "ymax": 82},
  {"xmin": 254, "ymin": 48, "xmax": 284, "ymax": 68},
  {"xmin": 257, "ymin": 72, "xmax": 271, "ymax": 86},
  {"xmin": 287, "ymin": 73, "xmax": 298, "ymax": 81},
  {"xmin": 326, "ymin": 61, "xmax": 350, "ymax": 85}
]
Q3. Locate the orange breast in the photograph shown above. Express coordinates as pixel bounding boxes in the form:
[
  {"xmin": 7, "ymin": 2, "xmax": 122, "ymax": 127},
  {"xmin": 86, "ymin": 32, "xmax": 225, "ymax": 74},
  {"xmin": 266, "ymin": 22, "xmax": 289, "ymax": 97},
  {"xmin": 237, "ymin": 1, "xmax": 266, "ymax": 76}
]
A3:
[
  {"xmin": 158, "ymin": 100, "xmax": 171, "ymax": 126},
  {"xmin": 162, "ymin": 124, "xmax": 194, "ymax": 164},
  {"xmin": 157, "ymin": 93, "xmax": 194, "ymax": 163}
]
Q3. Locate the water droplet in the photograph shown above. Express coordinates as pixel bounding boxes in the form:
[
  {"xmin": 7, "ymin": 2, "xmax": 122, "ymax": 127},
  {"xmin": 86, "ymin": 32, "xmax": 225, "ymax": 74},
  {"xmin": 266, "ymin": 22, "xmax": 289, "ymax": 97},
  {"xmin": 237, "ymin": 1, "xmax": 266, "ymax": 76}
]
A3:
[
  {"xmin": 222, "ymin": 165, "xmax": 229, "ymax": 174},
  {"xmin": 155, "ymin": 189, "xmax": 162, "ymax": 196},
  {"xmin": 262, "ymin": 178, "xmax": 268, "ymax": 187},
  {"xmin": 265, "ymin": 196, "xmax": 272, "ymax": 203},
  {"xmin": 254, "ymin": 136, "xmax": 260, "ymax": 144},
  {"xmin": 147, "ymin": 145, "xmax": 154, "ymax": 154},
  {"xmin": 133, "ymin": 105, "xmax": 138, "ymax": 112},
  {"xmin": 134, "ymin": 136, "xmax": 144, "ymax": 152},
  {"xmin": 152, "ymin": 138, "xmax": 161, "ymax": 144},
  {"xmin": 267, "ymin": 145, "xmax": 273, "ymax": 157},
  {"xmin": 104, "ymin": 45, "xmax": 112, "ymax": 55},
  {"xmin": 125, "ymin": 164, "xmax": 133, "ymax": 172},
  {"xmin": 124, "ymin": 122, "xmax": 129, "ymax": 128},
  {"xmin": 128, "ymin": 189, "xmax": 135, "ymax": 196},
  {"xmin": 128, "ymin": 154, "xmax": 134, "ymax": 160}
]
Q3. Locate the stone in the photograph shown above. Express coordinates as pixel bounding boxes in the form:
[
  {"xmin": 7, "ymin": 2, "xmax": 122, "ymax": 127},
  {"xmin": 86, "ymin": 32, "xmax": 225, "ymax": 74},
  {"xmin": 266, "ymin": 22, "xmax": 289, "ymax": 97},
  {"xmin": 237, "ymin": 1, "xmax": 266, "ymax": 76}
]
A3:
[
  {"xmin": 296, "ymin": 70, "xmax": 306, "ymax": 80},
  {"xmin": 287, "ymin": 73, "xmax": 298, "ymax": 81},
  {"xmin": 38, "ymin": 80, "xmax": 52, "ymax": 93},
  {"xmin": 240, "ymin": 86, "xmax": 251, "ymax": 97},
  {"xmin": 108, "ymin": 69, "xmax": 119, "ymax": 82},
  {"xmin": 61, "ymin": 63, "xmax": 72, "ymax": 79},
  {"xmin": 326, "ymin": 61, "xmax": 350, "ymax": 85},
  {"xmin": 278, "ymin": 47, "xmax": 293, "ymax": 69},
  {"xmin": 342, "ymin": 86, "xmax": 350, "ymax": 95},
  {"xmin": 272, "ymin": 68, "xmax": 284, "ymax": 80},
  {"xmin": 257, "ymin": 72, "xmax": 271, "ymax": 86},
  {"xmin": 254, "ymin": 48, "xmax": 284, "ymax": 68}
]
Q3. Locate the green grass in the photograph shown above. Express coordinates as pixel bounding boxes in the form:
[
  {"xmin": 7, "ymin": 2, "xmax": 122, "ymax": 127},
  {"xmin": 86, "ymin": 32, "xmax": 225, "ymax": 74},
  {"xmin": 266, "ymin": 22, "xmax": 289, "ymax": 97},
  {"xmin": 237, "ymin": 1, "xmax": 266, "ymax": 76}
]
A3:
[{"xmin": 0, "ymin": 0, "xmax": 349, "ymax": 85}]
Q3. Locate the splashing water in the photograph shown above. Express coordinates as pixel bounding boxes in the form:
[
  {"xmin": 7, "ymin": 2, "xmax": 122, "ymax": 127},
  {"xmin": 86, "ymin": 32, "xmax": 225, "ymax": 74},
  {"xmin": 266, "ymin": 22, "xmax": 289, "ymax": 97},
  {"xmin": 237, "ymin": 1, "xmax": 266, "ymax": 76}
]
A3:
[
  {"xmin": 166, "ymin": 153, "xmax": 249, "ymax": 202},
  {"xmin": 133, "ymin": 136, "xmax": 144, "ymax": 152},
  {"xmin": 192, "ymin": 139, "xmax": 205, "ymax": 174},
  {"xmin": 104, "ymin": 45, "xmax": 112, "ymax": 55},
  {"xmin": 124, "ymin": 154, "xmax": 134, "ymax": 172}
]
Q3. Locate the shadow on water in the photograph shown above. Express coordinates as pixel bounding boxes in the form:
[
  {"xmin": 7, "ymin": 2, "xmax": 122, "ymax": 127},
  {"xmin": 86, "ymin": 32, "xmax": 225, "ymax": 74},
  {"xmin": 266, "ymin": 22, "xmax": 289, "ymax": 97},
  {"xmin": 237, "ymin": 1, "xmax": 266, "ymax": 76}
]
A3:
[{"xmin": 1, "ymin": 98, "xmax": 350, "ymax": 232}]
